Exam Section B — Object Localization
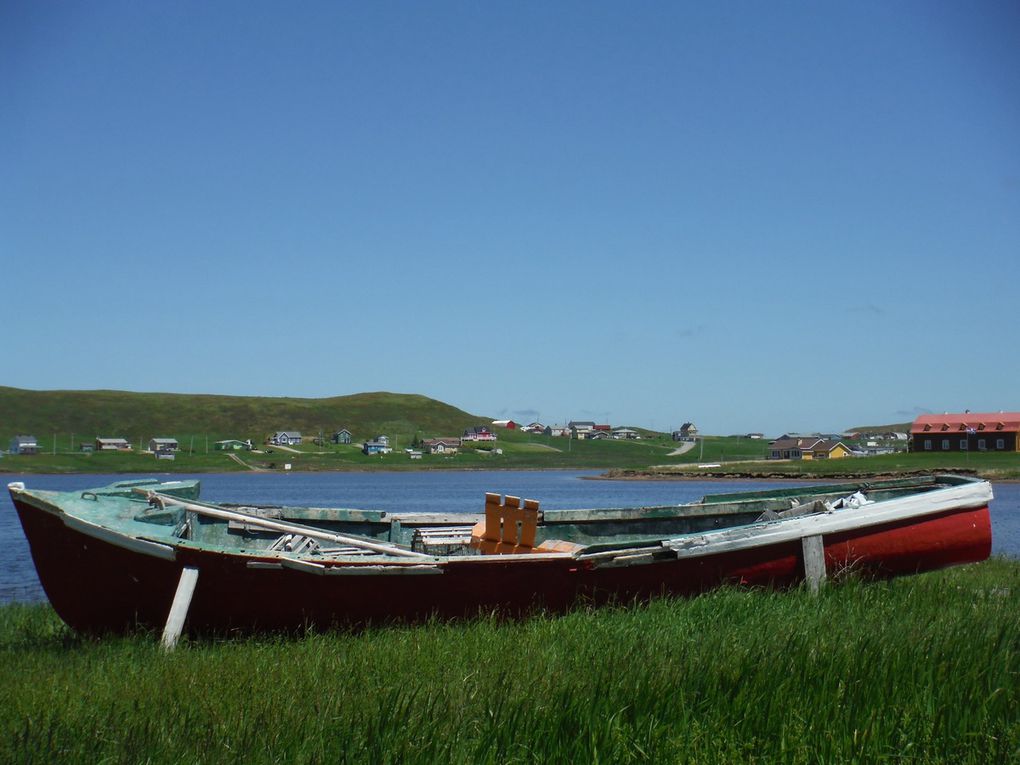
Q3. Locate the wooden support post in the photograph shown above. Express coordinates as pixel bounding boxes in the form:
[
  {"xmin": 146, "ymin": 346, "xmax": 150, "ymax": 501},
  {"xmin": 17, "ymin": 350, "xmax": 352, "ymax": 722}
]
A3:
[
  {"xmin": 162, "ymin": 566, "xmax": 199, "ymax": 650},
  {"xmin": 802, "ymin": 535, "xmax": 826, "ymax": 595}
]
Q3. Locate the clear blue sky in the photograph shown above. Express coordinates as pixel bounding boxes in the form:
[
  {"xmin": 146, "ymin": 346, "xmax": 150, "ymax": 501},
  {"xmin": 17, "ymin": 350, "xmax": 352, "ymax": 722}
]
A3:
[{"xmin": 3, "ymin": 1, "xmax": 1018, "ymax": 435}]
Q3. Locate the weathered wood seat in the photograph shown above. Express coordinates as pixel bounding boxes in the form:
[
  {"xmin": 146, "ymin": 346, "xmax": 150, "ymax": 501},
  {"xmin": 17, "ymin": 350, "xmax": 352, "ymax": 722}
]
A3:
[
  {"xmin": 411, "ymin": 525, "xmax": 475, "ymax": 554},
  {"xmin": 471, "ymin": 493, "xmax": 541, "ymax": 554}
]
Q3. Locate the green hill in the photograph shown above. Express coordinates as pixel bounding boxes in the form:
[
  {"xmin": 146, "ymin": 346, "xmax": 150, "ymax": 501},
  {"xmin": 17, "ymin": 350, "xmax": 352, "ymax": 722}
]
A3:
[
  {"xmin": 846, "ymin": 422, "xmax": 912, "ymax": 434},
  {"xmin": 0, "ymin": 387, "xmax": 489, "ymax": 444}
]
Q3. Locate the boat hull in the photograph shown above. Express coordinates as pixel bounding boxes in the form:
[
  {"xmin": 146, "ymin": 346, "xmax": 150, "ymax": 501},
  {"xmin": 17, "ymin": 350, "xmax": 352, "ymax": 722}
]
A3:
[{"xmin": 11, "ymin": 490, "xmax": 992, "ymax": 635}]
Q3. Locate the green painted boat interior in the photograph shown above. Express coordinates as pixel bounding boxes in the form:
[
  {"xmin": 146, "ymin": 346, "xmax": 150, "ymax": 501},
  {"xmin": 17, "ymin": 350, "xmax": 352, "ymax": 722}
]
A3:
[{"xmin": 16, "ymin": 475, "xmax": 959, "ymax": 561}]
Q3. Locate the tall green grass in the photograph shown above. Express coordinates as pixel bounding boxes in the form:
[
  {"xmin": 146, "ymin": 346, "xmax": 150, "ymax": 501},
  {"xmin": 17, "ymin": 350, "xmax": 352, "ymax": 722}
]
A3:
[{"xmin": 2, "ymin": 560, "xmax": 1018, "ymax": 763}]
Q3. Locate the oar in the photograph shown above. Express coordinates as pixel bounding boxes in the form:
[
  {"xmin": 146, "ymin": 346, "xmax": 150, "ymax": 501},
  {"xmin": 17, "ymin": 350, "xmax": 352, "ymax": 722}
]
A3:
[{"xmin": 137, "ymin": 490, "xmax": 432, "ymax": 560}]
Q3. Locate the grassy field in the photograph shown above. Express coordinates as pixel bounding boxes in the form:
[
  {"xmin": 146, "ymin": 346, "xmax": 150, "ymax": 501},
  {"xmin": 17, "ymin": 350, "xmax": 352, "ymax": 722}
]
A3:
[
  {"xmin": 6, "ymin": 432, "xmax": 1020, "ymax": 478},
  {"xmin": 0, "ymin": 430, "xmax": 772, "ymax": 474},
  {"xmin": 609, "ymin": 450, "xmax": 1020, "ymax": 481},
  {"xmin": 0, "ymin": 387, "xmax": 488, "ymax": 450},
  {"xmin": 1, "ymin": 559, "xmax": 1017, "ymax": 763}
]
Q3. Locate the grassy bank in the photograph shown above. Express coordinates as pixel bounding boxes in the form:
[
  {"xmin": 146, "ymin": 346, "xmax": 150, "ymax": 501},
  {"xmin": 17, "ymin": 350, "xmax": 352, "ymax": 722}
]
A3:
[
  {"xmin": 606, "ymin": 451, "xmax": 1020, "ymax": 481},
  {"xmin": 1, "ymin": 431, "xmax": 756, "ymax": 474},
  {"xmin": 2, "ymin": 560, "xmax": 1018, "ymax": 763}
]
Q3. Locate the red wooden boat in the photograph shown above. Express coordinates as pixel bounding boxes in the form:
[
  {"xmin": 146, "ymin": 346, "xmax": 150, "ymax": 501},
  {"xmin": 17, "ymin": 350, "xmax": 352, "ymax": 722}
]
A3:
[{"xmin": 7, "ymin": 474, "xmax": 992, "ymax": 644}]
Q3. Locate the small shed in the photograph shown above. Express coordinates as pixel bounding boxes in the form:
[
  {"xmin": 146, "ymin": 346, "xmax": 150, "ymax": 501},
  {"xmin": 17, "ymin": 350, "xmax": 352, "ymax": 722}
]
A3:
[
  {"xmin": 9, "ymin": 435, "xmax": 39, "ymax": 455},
  {"xmin": 332, "ymin": 429, "xmax": 353, "ymax": 445},
  {"xmin": 96, "ymin": 438, "xmax": 131, "ymax": 451}
]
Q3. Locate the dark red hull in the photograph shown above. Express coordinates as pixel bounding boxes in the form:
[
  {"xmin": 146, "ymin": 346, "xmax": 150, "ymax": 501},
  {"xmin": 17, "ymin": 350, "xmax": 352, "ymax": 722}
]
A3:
[{"xmin": 13, "ymin": 495, "xmax": 992, "ymax": 635}]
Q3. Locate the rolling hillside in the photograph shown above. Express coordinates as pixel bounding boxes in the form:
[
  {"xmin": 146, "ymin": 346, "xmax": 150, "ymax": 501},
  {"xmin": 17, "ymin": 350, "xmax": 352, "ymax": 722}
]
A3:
[{"xmin": 0, "ymin": 387, "xmax": 489, "ymax": 443}]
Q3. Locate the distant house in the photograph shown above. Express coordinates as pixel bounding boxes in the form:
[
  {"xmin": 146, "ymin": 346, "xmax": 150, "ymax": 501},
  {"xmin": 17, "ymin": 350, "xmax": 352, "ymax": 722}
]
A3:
[
  {"xmin": 548, "ymin": 425, "xmax": 571, "ymax": 437},
  {"xmin": 910, "ymin": 412, "xmax": 1020, "ymax": 453},
  {"xmin": 491, "ymin": 420, "xmax": 518, "ymax": 429},
  {"xmin": 612, "ymin": 428, "xmax": 639, "ymax": 440},
  {"xmin": 593, "ymin": 424, "xmax": 611, "ymax": 433},
  {"xmin": 9, "ymin": 435, "xmax": 39, "ymax": 455},
  {"xmin": 587, "ymin": 431, "xmax": 609, "ymax": 440},
  {"xmin": 423, "ymin": 438, "xmax": 461, "ymax": 455},
  {"xmin": 270, "ymin": 432, "xmax": 302, "ymax": 446},
  {"xmin": 462, "ymin": 426, "xmax": 497, "ymax": 442},
  {"xmin": 214, "ymin": 439, "xmax": 249, "ymax": 451},
  {"xmin": 671, "ymin": 423, "xmax": 698, "ymax": 442},
  {"xmin": 769, "ymin": 437, "xmax": 809, "ymax": 460},
  {"xmin": 568, "ymin": 421, "xmax": 596, "ymax": 439},
  {"xmin": 96, "ymin": 438, "xmax": 131, "ymax": 451},
  {"xmin": 332, "ymin": 429, "xmax": 353, "ymax": 445},
  {"xmin": 362, "ymin": 439, "xmax": 392, "ymax": 455},
  {"xmin": 521, "ymin": 422, "xmax": 546, "ymax": 434},
  {"xmin": 769, "ymin": 437, "xmax": 852, "ymax": 460},
  {"xmin": 803, "ymin": 440, "xmax": 853, "ymax": 460},
  {"xmin": 148, "ymin": 438, "xmax": 179, "ymax": 453}
]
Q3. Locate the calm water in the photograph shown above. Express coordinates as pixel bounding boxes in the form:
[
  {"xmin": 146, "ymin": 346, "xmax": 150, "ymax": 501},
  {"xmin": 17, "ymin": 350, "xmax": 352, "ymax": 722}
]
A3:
[{"xmin": 3, "ymin": 471, "xmax": 1018, "ymax": 603}]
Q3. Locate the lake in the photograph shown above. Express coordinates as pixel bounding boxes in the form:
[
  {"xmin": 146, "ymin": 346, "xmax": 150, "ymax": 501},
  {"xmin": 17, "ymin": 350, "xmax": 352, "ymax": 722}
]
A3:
[{"xmin": 3, "ymin": 471, "xmax": 1018, "ymax": 603}]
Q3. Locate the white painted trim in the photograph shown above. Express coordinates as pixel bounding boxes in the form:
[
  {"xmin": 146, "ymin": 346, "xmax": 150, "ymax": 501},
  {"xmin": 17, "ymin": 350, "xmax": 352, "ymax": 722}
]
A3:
[
  {"xmin": 162, "ymin": 566, "xmax": 199, "ymax": 650},
  {"xmin": 660, "ymin": 481, "xmax": 992, "ymax": 560},
  {"xmin": 322, "ymin": 564, "xmax": 443, "ymax": 576},
  {"xmin": 62, "ymin": 515, "xmax": 177, "ymax": 561}
]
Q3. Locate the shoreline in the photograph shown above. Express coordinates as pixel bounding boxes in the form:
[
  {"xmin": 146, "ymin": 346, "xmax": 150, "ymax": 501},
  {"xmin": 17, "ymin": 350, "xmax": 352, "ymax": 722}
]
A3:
[
  {"xmin": 594, "ymin": 467, "xmax": 1020, "ymax": 483},
  {"xmin": 5, "ymin": 468, "xmax": 1019, "ymax": 484}
]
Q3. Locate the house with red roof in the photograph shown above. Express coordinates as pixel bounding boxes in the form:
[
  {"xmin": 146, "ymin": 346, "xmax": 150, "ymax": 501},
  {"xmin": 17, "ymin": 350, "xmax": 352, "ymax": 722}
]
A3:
[{"xmin": 910, "ymin": 412, "xmax": 1020, "ymax": 453}]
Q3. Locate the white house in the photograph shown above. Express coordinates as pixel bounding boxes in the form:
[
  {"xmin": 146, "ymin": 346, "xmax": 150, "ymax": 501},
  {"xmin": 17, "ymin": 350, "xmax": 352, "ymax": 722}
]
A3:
[
  {"xmin": 96, "ymin": 437, "xmax": 131, "ymax": 451},
  {"xmin": 9, "ymin": 435, "xmax": 39, "ymax": 455},
  {"xmin": 424, "ymin": 438, "xmax": 461, "ymax": 455}
]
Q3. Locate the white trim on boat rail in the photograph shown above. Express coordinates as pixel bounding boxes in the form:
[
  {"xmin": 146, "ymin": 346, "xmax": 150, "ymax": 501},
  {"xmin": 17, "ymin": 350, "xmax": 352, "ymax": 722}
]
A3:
[
  {"xmin": 246, "ymin": 559, "xmax": 443, "ymax": 575},
  {"xmin": 573, "ymin": 480, "xmax": 994, "ymax": 565},
  {"xmin": 61, "ymin": 515, "xmax": 177, "ymax": 561},
  {"xmin": 322, "ymin": 564, "xmax": 442, "ymax": 576},
  {"xmin": 659, "ymin": 480, "xmax": 993, "ymax": 561}
]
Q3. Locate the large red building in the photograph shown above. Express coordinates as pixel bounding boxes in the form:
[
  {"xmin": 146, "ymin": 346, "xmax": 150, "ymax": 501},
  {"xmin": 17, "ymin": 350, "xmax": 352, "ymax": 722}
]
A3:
[{"xmin": 910, "ymin": 412, "xmax": 1020, "ymax": 453}]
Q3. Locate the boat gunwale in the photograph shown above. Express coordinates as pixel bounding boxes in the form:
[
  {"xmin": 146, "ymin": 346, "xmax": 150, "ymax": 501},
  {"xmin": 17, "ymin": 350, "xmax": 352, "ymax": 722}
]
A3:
[{"xmin": 8, "ymin": 474, "xmax": 993, "ymax": 569}]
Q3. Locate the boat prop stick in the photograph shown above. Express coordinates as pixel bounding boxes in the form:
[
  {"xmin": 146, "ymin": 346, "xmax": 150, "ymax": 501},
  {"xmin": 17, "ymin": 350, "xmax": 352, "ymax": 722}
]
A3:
[
  {"xmin": 162, "ymin": 565, "xmax": 199, "ymax": 650},
  {"xmin": 137, "ymin": 490, "xmax": 432, "ymax": 560}
]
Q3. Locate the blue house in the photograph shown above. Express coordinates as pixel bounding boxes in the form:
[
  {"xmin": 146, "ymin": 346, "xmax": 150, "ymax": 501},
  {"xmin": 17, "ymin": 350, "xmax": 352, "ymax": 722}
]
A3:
[{"xmin": 362, "ymin": 439, "xmax": 392, "ymax": 455}]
